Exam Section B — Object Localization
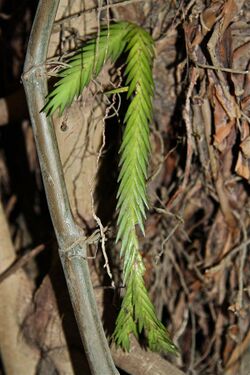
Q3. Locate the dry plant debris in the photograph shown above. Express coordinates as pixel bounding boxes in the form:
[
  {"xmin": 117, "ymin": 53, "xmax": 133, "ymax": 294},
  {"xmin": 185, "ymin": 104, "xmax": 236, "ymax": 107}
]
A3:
[{"xmin": 138, "ymin": 1, "xmax": 250, "ymax": 374}]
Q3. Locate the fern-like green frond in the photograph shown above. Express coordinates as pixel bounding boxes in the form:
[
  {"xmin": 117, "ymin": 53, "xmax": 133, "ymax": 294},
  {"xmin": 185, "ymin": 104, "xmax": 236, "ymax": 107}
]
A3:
[
  {"xmin": 116, "ymin": 25, "xmax": 154, "ymax": 282},
  {"xmin": 43, "ymin": 22, "xmax": 132, "ymax": 116},
  {"xmin": 114, "ymin": 24, "xmax": 178, "ymax": 354},
  {"xmin": 113, "ymin": 276, "xmax": 138, "ymax": 351},
  {"xmin": 43, "ymin": 20, "xmax": 177, "ymax": 355}
]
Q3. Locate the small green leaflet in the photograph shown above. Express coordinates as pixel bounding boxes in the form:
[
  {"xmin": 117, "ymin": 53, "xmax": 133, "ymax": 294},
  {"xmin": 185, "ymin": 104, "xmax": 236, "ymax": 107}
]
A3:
[{"xmin": 43, "ymin": 22, "xmax": 133, "ymax": 116}]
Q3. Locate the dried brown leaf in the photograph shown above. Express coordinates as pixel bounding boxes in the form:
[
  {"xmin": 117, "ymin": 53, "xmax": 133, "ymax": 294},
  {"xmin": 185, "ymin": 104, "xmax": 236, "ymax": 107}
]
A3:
[
  {"xmin": 235, "ymin": 153, "xmax": 250, "ymax": 180},
  {"xmin": 214, "ymin": 120, "xmax": 235, "ymax": 147},
  {"xmin": 220, "ymin": 0, "xmax": 238, "ymax": 36},
  {"xmin": 200, "ymin": 2, "xmax": 222, "ymax": 35}
]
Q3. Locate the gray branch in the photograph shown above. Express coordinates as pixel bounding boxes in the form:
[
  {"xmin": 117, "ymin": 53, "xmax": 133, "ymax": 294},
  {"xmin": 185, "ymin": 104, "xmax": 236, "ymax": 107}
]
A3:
[{"xmin": 22, "ymin": 1, "xmax": 118, "ymax": 374}]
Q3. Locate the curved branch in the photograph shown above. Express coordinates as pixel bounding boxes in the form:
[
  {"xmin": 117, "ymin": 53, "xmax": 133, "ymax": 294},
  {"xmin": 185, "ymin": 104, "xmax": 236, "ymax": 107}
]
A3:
[
  {"xmin": 111, "ymin": 338, "xmax": 185, "ymax": 375},
  {"xmin": 22, "ymin": 1, "xmax": 118, "ymax": 374}
]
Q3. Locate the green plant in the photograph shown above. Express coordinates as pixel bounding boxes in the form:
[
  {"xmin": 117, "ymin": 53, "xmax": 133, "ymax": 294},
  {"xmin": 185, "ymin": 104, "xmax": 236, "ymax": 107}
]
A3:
[{"xmin": 43, "ymin": 21, "xmax": 177, "ymax": 354}]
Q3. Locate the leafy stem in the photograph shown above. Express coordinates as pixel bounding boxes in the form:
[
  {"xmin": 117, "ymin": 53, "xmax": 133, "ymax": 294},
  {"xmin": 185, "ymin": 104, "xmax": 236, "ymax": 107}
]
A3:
[
  {"xmin": 43, "ymin": 21, "xmax": 178, "ymax": 355},
  {"xmin": 43, "ymin": 22, "xmax": 133, "ymax": 115},
  {"xmin": 114, "ymin": 25, "xmax": 177, "ymax": 353}
]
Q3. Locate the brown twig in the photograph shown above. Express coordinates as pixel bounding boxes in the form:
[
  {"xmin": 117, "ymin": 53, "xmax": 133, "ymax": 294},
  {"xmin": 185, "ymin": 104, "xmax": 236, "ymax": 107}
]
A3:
[
  {"xmin": 167, "ymin": 67, "xmax": 198, "ymax": 209},
  {"xmin": 205, "ymin": 237, "xmax": 250, "ymax": 274},
  {"xmin": 201, "ymin": 98, "xmax": 236, "ymax": 228},
  {"xmin": 111, "ymin": 336, "xmax": 185, "ymax": 375},
  {"xmin": 225, "ymin": 330, "xmax": 250, "ymax": 371},
  {"xmin": 0, "ymin": 244, "xmax": 45, "ymax": 284}
]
